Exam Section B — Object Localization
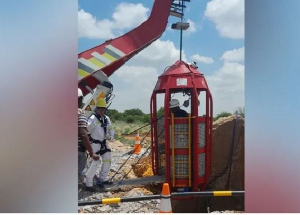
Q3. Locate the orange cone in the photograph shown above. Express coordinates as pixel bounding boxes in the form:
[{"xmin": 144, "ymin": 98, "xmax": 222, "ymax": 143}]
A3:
[
  {"xmin": 159, "ymin": 183, "xmax": 172, "ymax": 213},
  {"xmin": 134, "ymin": 130, "xmax": 141, "ymax": 154}
]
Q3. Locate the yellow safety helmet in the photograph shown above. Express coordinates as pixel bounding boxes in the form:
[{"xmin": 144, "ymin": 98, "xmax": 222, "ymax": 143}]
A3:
[{"xmin": 96, "ymin": 98, "xmax": 107, "ymax": 108}]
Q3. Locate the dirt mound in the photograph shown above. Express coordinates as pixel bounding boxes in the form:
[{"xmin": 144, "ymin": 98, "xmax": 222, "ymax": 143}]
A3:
[
  {"xmin": 213, "ymin": 115, "xmax": 237, "ymax": 129},
  {"xmin": 132, "ymin": 153, "xmax": 154, "ymax": 177},
  {"xmin": 207, "ymin": 115, "xmax": 245, "ymax": 211}
]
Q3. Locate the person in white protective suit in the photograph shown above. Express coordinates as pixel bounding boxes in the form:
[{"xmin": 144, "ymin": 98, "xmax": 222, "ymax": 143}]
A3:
[{"xmin": 85, "ymin": 98, "xmax": 114, "ymax": 190}]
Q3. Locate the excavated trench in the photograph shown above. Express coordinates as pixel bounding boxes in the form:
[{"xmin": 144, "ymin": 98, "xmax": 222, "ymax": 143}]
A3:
[{"xmin": 78, "ymin": 115, "xmax": 244, "ymax": 213}]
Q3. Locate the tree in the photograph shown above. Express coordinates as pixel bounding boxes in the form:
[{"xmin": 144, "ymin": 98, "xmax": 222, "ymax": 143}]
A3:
[
  {"xmin": 106, "ymin": 109, "xmax": 119, "ymax": 116},
  {"xmin": 234, "ymin": 107, "xmax": 245, "ymax": 118},
  {"xmin": 106, "ymin": 109, "xmax": 120, "ymax": 122},
  {"xmin": 112, "ymin": 113, "xmax": 124, "ymax": 121},
  {"xmin": 157, "ymin": 107, "xmax": 165, "ymax": 118},
  {"xmin": 124, "ymin": 108, "xmax": 144, "ymax": 116},
  {"xmin": 125, "ymin": 115, "xmax": 135, "ymax": 123},
  {"xmin": 142, "ymin": 114, "xmax": 150, "ymax": 123}
]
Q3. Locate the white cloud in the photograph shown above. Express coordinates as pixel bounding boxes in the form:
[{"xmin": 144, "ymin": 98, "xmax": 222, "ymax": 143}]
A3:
[
  {"xmin": 128, "ymin": 39, "xmax": 187, "ymax": 73},
  {"xmin": 114, "ymin": 65, "xmax": 158, "ymax": 88},
  {"xmin": 204, "ymin": 0, "xmax": 244, "ymax": 39},
  {"xmin": 186, "ymin": 19, "xmax": 197, "ymax": 35},
  {"xmin": 205, "ymin": 47, "xmax": 245, "ymax": 115},
  {"xmin": 78, "ymin": 3, "xmax": 149, "ymax": 39},
  {"xmin": 206, "ymin": 62, "xmax": 244, "ymax": 115},
  {"xmin": 112, "ymin": 3, "xmax": 149, "ymax": 29},
  {"xmin": 78, "ymin": 9, "xmax": 115, "ymax": 39},
  {"xmin": 109, "ymin": 66, "xmax": 159, "ymax": 112},
  {"xmin": 220, "ymin": 47, "xmax": 244, "ymax": 62},
  {"xmin": 191, "ymin": 53, "xmax": 214, "ymax": 64}
]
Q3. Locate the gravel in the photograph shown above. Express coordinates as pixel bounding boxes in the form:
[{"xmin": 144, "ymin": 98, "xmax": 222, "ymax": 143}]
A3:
[{"xmin": 78, "ymin": 140, "xmax": 160, "ymax": 213}]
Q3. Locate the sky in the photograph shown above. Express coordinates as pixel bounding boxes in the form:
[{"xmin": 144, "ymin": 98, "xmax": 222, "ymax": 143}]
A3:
[{"xmin": 78, "ymin": 0, "xmax": 244, "ymax": 115}]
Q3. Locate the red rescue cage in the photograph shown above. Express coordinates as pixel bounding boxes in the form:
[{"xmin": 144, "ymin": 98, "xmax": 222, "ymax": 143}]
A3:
[{"xmin": 150, "ymin": 60, "xmax": 213, "ymax": 191}]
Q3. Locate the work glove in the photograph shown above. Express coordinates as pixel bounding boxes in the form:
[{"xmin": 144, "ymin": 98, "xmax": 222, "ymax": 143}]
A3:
[{"xmin": 109, "ymin": 130, "xmax": 114, "ymax": 140}]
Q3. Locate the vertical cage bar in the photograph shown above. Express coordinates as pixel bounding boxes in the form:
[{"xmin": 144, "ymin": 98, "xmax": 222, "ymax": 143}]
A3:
[{"xmin": 171, "ymin": 113, "xmax": 175, "ymax": 187}]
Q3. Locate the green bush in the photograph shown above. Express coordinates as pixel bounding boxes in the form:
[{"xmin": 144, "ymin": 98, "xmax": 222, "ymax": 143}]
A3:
[
  {"xmin": 125, "ymin": 115, "xmax": 135, "ymax": 124},
  {"xmin": 124, "ymin": 108, "xmax": 144, "ymax": 116},
  {"xmin": 124, "ymin": 127, "xmax": 131, "ymax": 134},
  {"xmin": 142, "ymin": 114, "xmax": 150, "ymax": 123},
  {"xmin": 214, "ymin": 111, "xmax": 232, "ymax": 121},
  {"xmin": 157, "ymin": 107, "xmax": 165, "ymax": 118},
  {"xmin": 113, "ymin": 113, "xmax": 124, "ymax": 121},
  {"xmin": 234, "ymin": 107, "xmax": 245, "ymax": 118},
  {"xmin": 106, "ymin": 109, "xmax": 119, "ymax": 116},
  {"xmin": 133, "ymin": 115, "xmax": 144, "ymax": 123},
  {"xmin": 105, "ymin": 108, "xmax": 161, "ymax": 124}
]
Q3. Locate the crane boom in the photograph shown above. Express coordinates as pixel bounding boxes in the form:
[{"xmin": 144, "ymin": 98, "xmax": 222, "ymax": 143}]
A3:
[{"xmin": 78, "ymin": 0, "xmax": 174, "ymax": 96}]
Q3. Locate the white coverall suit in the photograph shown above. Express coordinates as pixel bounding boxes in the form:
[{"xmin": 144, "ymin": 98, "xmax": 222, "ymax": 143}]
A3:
[{"xmin": 85, "ymin": 114, "xmax": 113, "ymax": 187}]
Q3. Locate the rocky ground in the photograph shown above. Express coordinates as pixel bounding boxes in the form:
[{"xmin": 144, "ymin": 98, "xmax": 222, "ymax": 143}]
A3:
[{"xmin": 78, "ymin": 140, "xmax": 161, "ymax": 213}]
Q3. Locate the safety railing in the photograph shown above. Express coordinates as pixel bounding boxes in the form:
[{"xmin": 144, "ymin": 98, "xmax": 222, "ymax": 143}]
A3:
[{"xmin": 78, "ymin": 190, "xmax": 245, "ymax": 206}]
